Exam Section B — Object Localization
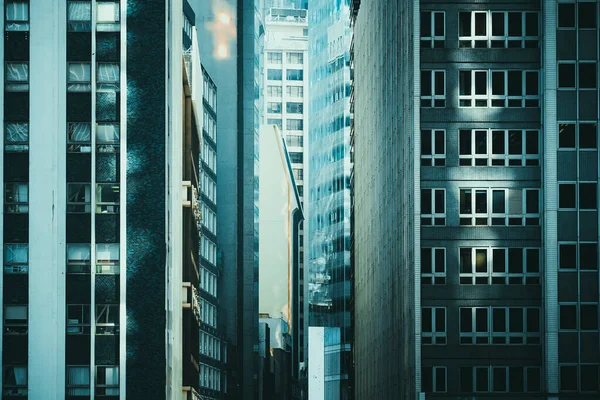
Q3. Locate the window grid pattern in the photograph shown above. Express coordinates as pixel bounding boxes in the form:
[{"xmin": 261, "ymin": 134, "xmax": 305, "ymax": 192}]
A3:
[
  {"xmin": 459, "ymin": 129, "xmax": 540, "ymax": 166},
  {"xmin": 458, "ymin": 11, "xmax": 540, "ymax": 49},
  {"xmin": 459, "ymin": 307, "xmax": 541, "ymax": 345},
  {"xmin": 459, "ymin": 188, "xmax": 540, "ymax": 226},
  {"xmin": 459, "ymin": 247, "xmax": 541, "ymax": 285},
  {"xmin": 459, "ymin": 70, "xmax": 540, "ymax": 108}
]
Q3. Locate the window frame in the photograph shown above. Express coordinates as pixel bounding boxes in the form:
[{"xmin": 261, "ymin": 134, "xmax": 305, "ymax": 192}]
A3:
[
  {"xmin": 421, "ymin": 129, "xmax": 446, "ymax": 166},
  {"xmin": 3, "ymin": 243, "xmax": 28, "ymax": 274},
  {"xmin": 421, "ymin": 70, "xmax": 446, "ymax": 108},
  {"xmin": 422, "ymin": 307, "xmax": 447, "ymax": 345},
  {"xmin": 421, "ymin": 247, "xmax": 446, "ymax": 285},
  {"xmin": 421, "ymin": 11, "xmax": 446, "ymax": 48},
  {"xmin": 459, "ymin": 129, "xmax": 540, "ymax": 166},
  {"xmin": 421, "ymin": 188, "xmax": 446, "ymax": 226},
  {"xmin": 4, "ymin": 122, "xmax": 29, "ymax": 152},
  {"xmin": 458, "ymin": 11, "xmax": 539, "ymax": 49},
  {"xmin": 5, "ymin": 2, "xmax": 29, "ymax": 31},
  {"xmin": 4, "ymin": 182, "xmax": 29, "ymax": 214},
  {"xmin": 460, "ymin": 247, "xmax": 541, "ymax": 285},
  {"xmin": 458, "ymin": 70, "xmax": 539, "ymax": 108}
]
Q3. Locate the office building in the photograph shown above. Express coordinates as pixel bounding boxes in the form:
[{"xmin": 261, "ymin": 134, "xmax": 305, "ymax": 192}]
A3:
[
  {"xmin": 307, "ymin": 0, "xmax": 353, "ymax": 397},
  {"xmin": 352, "ymin": 0, "xmax": 600, "ymax": 398},
  {"xmin": 194, "ymin": 0, "xmax": 262, "ymax": 397},
  {"xmin": 2, "ymin": 0, "xmax": 203, "ymax": 398},
  {"xmin": 258, "ymin": 315, "xmax": 293, "ymax": 400},
  {"xmin": 263, "ymin": 7, "xmax": 308, "ymax": 375}
]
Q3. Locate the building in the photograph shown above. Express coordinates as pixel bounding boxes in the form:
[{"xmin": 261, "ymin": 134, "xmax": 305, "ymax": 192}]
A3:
[
  {"xmin": 263, "ymin": 9, "xmax": 309, "ymax": 376},
  {"xmin": 307, "ymin": 327, "xmax": 345, "ymax": 400},
  {"xmin": 1, "ymin": 0, "xmax": 203, "ymax": 398},
  {"xmin": 307, "ymin": 0, "xmax": 353, "ymax": 397},
  {"xmin": 194, "ymin": 0, "xmax": 262, "ymax": 397},
  {"xmin": 352, "ymin": 0, "xmax": 600, "ymax": 398},
  {"xmin": 258, "ymin": 316, "xmax": 293, "ymax": 400}
]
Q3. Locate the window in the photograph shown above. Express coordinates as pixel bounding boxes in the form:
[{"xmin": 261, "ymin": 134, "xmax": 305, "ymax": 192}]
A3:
[
  {"xmin": 96, "ymin": 2, "xmax": 120, "ymax": 31},
  {"xmin": 287, "ymin": 119, "xmax": 304, "ymax": 131},
  {"xmin": 286, "ymin": 52, "xmax": 303, "ymax": 64},
  {"xmin": 422, "ymin": 307, "xmax": 446, "ymax": 344},
  {"xmin": 421, "ymin": 188, "xmax": 445, "ymax": 226},
  {"xmin": 421, "ymin": 129, "xmax": 445, "ymax": 166},
  {"xmin": 66, "ymin": 305, "xmax": 90, "ymax": 334},
  {"xmin": 4, "ymin": 244, "xmax": 28, "ymax": 274},
  {"xmin": 96, "ymin": 366, "xmax": 119, "ymax": 395},
  {"xmin": 491, "ymin": 307, "xmax": 541, "ymax": 344},
  {"xmin": 580, "ymin": 183, "xmax": 597, "ymax": 210},
  {"xmin": 581, "ymin": 364, "xmax": 599, "ymax": 392},
  {"xmin": 67, "ymin": 63, "xmax": 91, "ymax": 92},
  {"xmin": 4, "ymin": 305, "xmax": 27, "ymax": 335},
  {"xmin": 559, "ymin": 123, "xmax": 576, "ymax": 148},
  {"xmin": 581, "ymin": 304, "xmax": 598, "ymax": 331},
  {"xmin": 289, "ymin": 152, "xmax": 303, "ymax": 164},
  {"xmin": 97, "ymin": 123, "xmax": 120, "ymax": 153},
  {"xmin": 96, "ymin": 184, "xmax": 120, "ymax": 213},
  {"xmin": 579, "ymin": 3, "xmax": 597, "ymax": 29},
  {"xmin": 97, "ymin": 63, "xmax": 120, "ymax": 90},
  {"xmin": 267, "ymin": 69, "xmax": 282, "ymax": 80},
  {"xmin": 421, "ymin": 248, "xmax": 446, "ymax": 285},
  {"xmin": 5, "ymin": 62, "xmax": 29, "ymax": 91},
  {"xmin": 5, "ymin": 122, "xmax": 28, "ymax": 152},
  {"xmin": 422, "ymin": 366, "xmax": 447, "ymax": 393},
  {"xmin": 67, "ymin": 183, "xmax": 91, "ymax": 213},
  {"xmin": 421, "ymin": 70, "xmax": 446, "ymax": 107},
  {"xmin": 66, "ymin": 366, "xmax": 90, "ymax": 395},
  {"xmin": 559, "ymin": 62, "xmax": 598, "ymax": 89},
  {"xmin": 459, "ymin": 70, "xmax": 539, "ymax": 108},
  {"xmin": 286, "ymin": 102, "xmax": 303, "ymax": 114},
  {"xmin": 459, "ymin": 188, "xmax": 540, "ymax": 226},
  {"xmin": 267, "ymin": 102, "xmax": 282, "ymax": 114},
  {"xmin": 5, "ymin": 183, "xmax": 28, "ymax": 213},
  {"xmin": 559, "ymin": 63, "xmax": 576, "ymax": 88},
  {"xmin": 579, "ymin": 123, "xmax": 597, "ymax": 149},
  {"xmin": 267, "ymin": 52, "xmax": 282, "ymax": 64},
  {"xmin": 559, "ymin": 243, "xmax": 577, "ymax": 270},
  {"xmin": 96, "ymin": 243, "xmax": 119, "ymax": 274},
  {"xmin": 287, "ymin": 85, "xmax": 303, "ymax": 98},
  {"xmin": 266, "ymin": 85, "xmax": 282, "ymax": 97},
  {"xmin": 67, "ymin": 122, "xmax": 92, "ymax": 153},
  {"xmin": 560, "ymin": 365, "xmax": 578, "ymax": 391},
  {"xmin": 5, "ymin": 2, "xmax": 28, "ymax": 31},
  {"xmin": 67, "ymin": 244, "xmax": 91, "ymax": 273},
  {"xmin": 558, "ymin": 3, "xmax": 575, "ymax": 28},
  {"xmin": 460, "ymin": 307, "xmax": 489, "ymax": 344},
  {"xmin": 3, "ymin": 366, "xmax": 27, "ymax": 395},
  {"xmin": 559, "ymin": 183, "xmax": 576, "ymax": 209},
  {"xmin": 286, "ymin": 69, "xmax": 304, "ymax": 81},
  {"xmin": 421, "ymin": 11, "xmax": 445, "ymax": 48},
  {"xmin": 96, "ymin": 305, "xmax": 119, "ymax": 334},
  {"xmin": 459, "ymin": 11, "xmax": 539, "ymax": 48},
  {"xmin": 560, "ymin": 304, "xmax": 577, "ymax": 330},
  {"xmin": 580, "ymin": 243, "xmax": 598, "ymax": 271},
  {"xmin": 460, "ymin": 247, "xmax": 541, "ymax": 285},
  {"xmin": 267, "ymin": 118, "xmax": 282, "ymax": 129},
  {"xmin": 285, "ymin": 135, "xmax": 303, "ymax": 147}
]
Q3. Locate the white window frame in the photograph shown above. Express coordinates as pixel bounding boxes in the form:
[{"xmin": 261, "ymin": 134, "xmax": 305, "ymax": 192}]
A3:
[
  {"xmin": 421, "ymin": 11, "xmax": 446, "ymax": 48},
  {"xmin": 459, "ymin": 129, "xmax": 540, "ymax": 166},
  {"xmin": 421, "ymin": 70, "xmax": 446, "ymax": 108},
  {"xmin": 421, "ymin": 129, "xmax": 446, "ymax": 166},
  {"xmin": 421, "ymin": 188, "xmax": 446, "ymax": 226},
  {"xmin": 458, "ymin": 70, "xmax": 540, "ymax": 108},
  {"xmin": 459, "ymin": 11, "xmax": 539, "ymax": 49},
  {"xmin": 460, "ymin": 247, "xmax": 541, "ymax": 285},
  {"xmin": 460, "ymin": 307, "xmax": 490, "ymax": 344},
  {"xmin": 421, "ymin": 247, "xmax": 446, "ymax": 285},
  {"xmin": 3, "ymin": 243, "xmax": 28, "ymax": 274}
]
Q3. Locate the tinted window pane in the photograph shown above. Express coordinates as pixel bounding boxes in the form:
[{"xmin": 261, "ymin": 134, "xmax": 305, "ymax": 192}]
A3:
[
  {"xmin": 580, "ymin": 243, "xmax": 598, "ymax": 271},
  {"xmin": 560, "ymin": 365, "xmax": 577, "ymax": 391},
  {"xmin": 579, "ymin": 124, "xmax": 597, "ymax": 149},
  {"xmin": 560, "ymin": 244, "xmax": 577, "ymax": 269},
  {"xmin": 579, "ymin": 3, "xmax": 597, "ymax": 29},
  {"xmin": 434, "ymin": 190, "xmax": 445, "ymax": 214},
  {"xmin": 559, "ymin": 124, "xmax": 576, "ymax": 148},
  {"xmin": 459, "ymin": 71, "xmax": 471, "ymax": 96},
  {"xmin": 421, "ymin": 12, "xmax": 431, "ymax": 37},
  {"xmin": 580, "ymin": 304, "xmax": 598, "ymax": 330},
  {"xmin": 491, "ymin": 13, "xmax": 505, "ymax": 36},
  {"xmin": 558, "ymin": 4, "xmax": 575, "ymax": 28},
  {"xmin": 460, "ymin": 130, "xmax": 471, "ymax": 155},
  {"xmin": 560, "ymin": 304, "xmax": 577, "ymax": 330},
  {"xmin": 579, "ymin": 63, "xmax": 597, "ymax": 89},
  {"xmin": 559, "ymin": 184, "xmax": 576, "ymax": 208},
  {"xmin": 422, "ymin": 189, "xmax": 432, "ymax": 214},
  {"xmin": 580, "ymin": 183, "xmax": 597, "ymax": 210},
  {"xmin": 421, "ymin": 71, "xmax": 432, "ymax": 96},
  {"xmin": 459, "ymin": 13, "xmax": 471, "ymax": 36},
  {"xmin": 434, "ymin": 13, "xmax": 444, "ymax": 37},
  {"xmin": 422, "ymin": 130, "xmax": 432, "ymax": 155},
  {"xmin": 559, "ymin": 64, "xmax": 575, "ymax": 88},
  {"xmin": 422, "ymin": 248, "xmax": 432, "ymax": 273}
]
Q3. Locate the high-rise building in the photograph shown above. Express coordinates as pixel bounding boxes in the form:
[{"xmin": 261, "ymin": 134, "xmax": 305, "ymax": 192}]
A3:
[
  {"xmin": 352, "ymin": 0, "xmax": 600, "ymax": 398},
  {"xmin": 307, "ymin": 0, "xmax": 353, "ymax": 397},
  {"xmin": 1, "ymin": 0, "xmax": 203, "ymax": 398},
  {"xmin": 194, "ymin": 0, "xmax": 262, "ymax": 397},
  {"xmin": 262, "ymin": 7, "xmax": 308, "ymax": 375}
]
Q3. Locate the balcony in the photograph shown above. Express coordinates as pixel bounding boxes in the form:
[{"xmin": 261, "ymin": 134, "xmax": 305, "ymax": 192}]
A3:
[
  {"xmin": 182, "ymin": 282, "xmax": 201, "ymax": 324},
  {"xmin": 182, "ymin": 386, "xmax": 201, "ymax": 400}
]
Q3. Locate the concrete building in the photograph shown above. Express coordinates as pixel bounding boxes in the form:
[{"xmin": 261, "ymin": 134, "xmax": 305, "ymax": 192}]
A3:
[
  {"xmin": 258, "ymin": 316, "xmax": 293, "ymax": 400},
  {"xmin": 1, "ymin": 1, "xmax": 203, "ymax": 398},
  {"xmin": 307, "ymin": 0, "xmax": 353, "ymax": 397},
  {"xmin": 194, "ymin": 0, "xmax": 263, "ymax": 397},
  {"xmin": 352, "ymin": 0, "xmax": 599, "ymax": 398},
  {"xmin": 262, "ymin": 9, "xmax": 309, "ymax": 376}
]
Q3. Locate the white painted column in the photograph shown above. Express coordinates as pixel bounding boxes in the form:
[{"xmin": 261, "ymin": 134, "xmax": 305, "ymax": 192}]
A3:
[
  {"xmin": 28, "ymin": 0, "xmax": 67, "ymax": 398},
  {"xmin": 0, "ymin": 0, "xmax": 4, "ymax": 392}
]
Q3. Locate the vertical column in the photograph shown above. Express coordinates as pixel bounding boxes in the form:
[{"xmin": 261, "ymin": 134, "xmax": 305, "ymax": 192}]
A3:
[
  {"xmin": 29, "ymin": 0, "xmax": 67, "ymax": 398},
  {"xmin": 0, "ymin": 0, "xmax": 4, "ymax": 391},
  {"xmin": 119, "ymin": 0, "xmax": 127, "ymax": 397},
  {"xmin": 543, "ymin": 0, "xmax": 559, "ymax": 395}
]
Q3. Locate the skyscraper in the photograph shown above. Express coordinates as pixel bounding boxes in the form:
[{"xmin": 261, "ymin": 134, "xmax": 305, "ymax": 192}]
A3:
[
  {"xmin": 307, "ymin": 0, "xmax": 353, "ymax": 397},
  {"xmin": 2, "ymin": 0, "xmax": 202, "ymax": 398},
  {"xmin": 352, "ymin": 0, "xmax": 600, "ymax": 398}
]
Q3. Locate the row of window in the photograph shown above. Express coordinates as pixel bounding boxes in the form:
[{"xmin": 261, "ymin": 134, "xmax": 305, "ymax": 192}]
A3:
[
  {"xmin": 201, "ymin": 236, "xmax": 217, "ymax": 266},
  {"xmin": 203, "ymin": 75, "xmax": 217, "ymax": 112},
  {"xmin": 285, "ymin": 134, "xmax": 303, "ymax": 148},
  {"xmin": 203, "ymin": 110, "xmax": 217, "ymax": 143},
  {"xmin": 266, "ymin": 85, "xmax": 304, "ymax": 98},
  {"xmin": 266, "ymin": 118, "xmax": 304, "ymax": 131},
  {"xmin": 202, "ymin": 142, "xmax": 216, "ymax": 173},
  {"xmin": 267, "ymin": 102, "xmax": 304, "ymax": 114},
  {"xmin": 422, "ymin": 365, "xmax": 543, "ymax": 393},
  {"xmin": 421, "ymin": 11, "xmax": 540, "ymax": 49},
  {"xmin": 200, "ymin": 299, "xmax": 217, "ymax": 328},
  {"xmin": 266, "ymin": 52, "xmax": 304, "ymax": 65},
  {"xmin": 200, "ymin": 331, "xmax": 221, "ymax": 360},
  {"xmin": 200, "ymin": 266, "xmax": 217, "ymax": 297},
  {"xmin": 559, "ymin": 243, "xmax": 598, "ymax": 271},
  {"xmin": 558, "ymin": 62, "xmax": 598, "ymax": 89},
  {"xmin": 267, "ymin": 69, "xmax": 304, "ymax": 81},
  {"xmin": 421, "ymin": 188, "xmax": 540, "ymax": 227},
  {"xmin": 199, "ymin": 363, "xmax": 221, "ymax": 391},
  {"xmin": 200, "ymin": 170, "xmax": 216, "ymax": 204},
  {"xmin": 559, "ymin": 182, "xmax": 598, "ymax": 210},
  {"xmin": 201, "ymin": 203, "xmax": 217, "ymax": 235}
]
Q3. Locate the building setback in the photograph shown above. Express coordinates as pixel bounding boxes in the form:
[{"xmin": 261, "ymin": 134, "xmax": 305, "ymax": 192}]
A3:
[
  {"xmin": 1, "ymin": 0, "xmax": 204, "ymax": 398},
  {"xmin": 352, "ymin": 0, "xmax": 600, "ymax": 398}
]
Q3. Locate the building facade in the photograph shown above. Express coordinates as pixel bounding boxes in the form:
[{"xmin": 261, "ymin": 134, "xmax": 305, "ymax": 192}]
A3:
[
  {"xmin": 352, "ymin": 0, "xmax": 600, "ymax": 398},
  {"xmin": 262, "ymin": 7, "xmax": 308, "ymax": 375},
  {"xmin": 2, "ymin": 0, "xmax": 202, "ymax": 398},
  {"xmin": 307, "ymin": 0, "xmax": 353, "ymax": 397}
]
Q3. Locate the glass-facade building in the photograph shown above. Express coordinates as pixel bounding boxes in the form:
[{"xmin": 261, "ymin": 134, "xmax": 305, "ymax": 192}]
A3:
[{"xmin": 307, "ymin": 0, "xmax": 352, "ymax": 397}]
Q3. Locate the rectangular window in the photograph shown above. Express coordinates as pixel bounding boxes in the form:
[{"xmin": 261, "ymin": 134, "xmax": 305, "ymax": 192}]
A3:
[
  {"xmin": 97, "ymin": 63, "xmax": 120, "ymax": 90},
  {"xmin": 560, "ymin": 365, "xmax": 578, "ymax": 392},
  {"xmin": 5, "ymin": 2, "xmax": 29, "ymax": 31},
  {"xmin": 4, "ymin": 244, "xmax": 28, "ymax": 274},
  {"xmin": 421, "ymin": 129, "xmax": 445, "ymax": 166},
  {"xmin": 267, "ymin": 52, "xmax": 282, "ymax": 64},
  {"xmin": 66, "ymin": 366, "xmax": 90, "ymax": 395},
  {"xmin": 286, "ymin": 52, "xmax": 303, "ymax": 64},
  {"xmin": 96, "ymin": 366, "xmax": 119, "ymax": 395},
  {"xmin": 459, "ymin": 129, "xmax": 539, "ymax": 166},
  {"xmin": 267, "ymin": 102, "xmax": 282, "ymax": 114},
  {"xmin": 266, "ymin": 85, "xmax": 282, "ymax": 97},
  {"xmin": 421, "ymin": 188, "xmax": 446, "ymax": 226},
  {"xmin": 459, "ymin": 11, "xmax": 539, "ymax": 48},
  {"xmin": 96, "ymin": 304, "xmax": 119, "ymax": 334},
  {"xmin": 67, "ymin": 183, "xmax": 91, "ymax": 213},
  {"xmin": 5, "ymin": 122, "xmax": 29, "ymax": 152},
  {"xmin": 67, "ymin": 122, "xmax": 92, "ymax": 153},
  {"xmin": 67, "ymin": 244, "xmax": 91, "ymax": 274},
  {"xmin": 422, "ymin": 307, "xmax": 447, "ymax": 344},
  {"xmin": 491, "ymin": 307, "xmax": 541, "ymax": 344},
  {"xmin": 267, "ymin": 69, "xmax": 282, "ymax": 80},
  {"xmin": 460, "ymin": 247, "xmax": 540, "ymax": 285},
  {"xmin": 421, "ymin": 248, "xmax": 446, "ymax": 285},
  {"xmin": 286, "ymin": 102, "xmax": 303, "ymax": 114},
  {"xmin": 460, "ymin": 307, "xmax": 489, "ymax": 344},
  {"xmin": 67, "ymin": 305, "xmax": 90, "ymax": 334},
  {"xmin": 267, "ymin": 118, "xmax": 282, "ymax": 129},
  {"xmin": 459, "ymin": 70, "xmax": 539, "ymax": 108},
  {"xmin": 96, "ymin": 184, "xmax": 120, "ymax": 213},
  {"xmin": 5, "ymin": 62, "xmax": 29, "ymax": 92},
  {"xmin": 421, "ymin": 11, "xmax": 445, "ymax": 48},
  {"xmin": 68, "ymin": 63, "xmax": 92, "ymax": 92},
  {"xmin": 459, "ymin": 188, "xmax": 539, "ymax": 226},
  {"xmin": 286, "ymin": 69, "xmax": 304, "ymax": 81},
  {"xmin": 422, "ymin": 366, "xmax": 447, "ymax": 392},
  {"xmin": 96, "ymin": 2, "xmax": 120, "ymax": 31},
  {"xmin": 285, "ymin": 135, "xmax": 303, "ymax": 147},
  {"xmin": 287, "ymin": 119, "xmax": 304, "ymax": 131},
  {"xmin": 4, "ymin": 305, "xmax": 27, "ymax": 335},
  {"xmin": 96, "ymin": 243, "xmax": 119, "ymax": 274},
  {"xmin": 286, "ymin": 85, "xmax": 304, "ymax": 98},
  {"xmin": 2, "ymin": 366, "xmax": 27, "ymax": 395},
  {"xmin": 421, "ymin": 70, "xmax": 446, "ymax": 107},
  {"xmin": 5, "ymin": 183, "xmax": 28, "ymax": 213},
  {"xmin": 558, "ymin": 3, "xmax": 575, "ymax": 28}
]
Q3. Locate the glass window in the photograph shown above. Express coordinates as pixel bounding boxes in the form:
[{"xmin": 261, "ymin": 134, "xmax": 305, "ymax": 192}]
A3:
[
  {"xmin": 286, "ymin": 119, "xmax": 303, "ymax": 131},
  {"xmin": 266, "ymin": 85, "xmax": 282, "ymax": 97},
  {"xmin": 97, "ymin": 2, "xmax": 120, "ymax": 31},
  {"xmin": 581, "ymin": 365, "xmax": 599, "ymax": 392},
  {"xmin": 560, "ymin": 365, "xmax": 578, "ymax": 391},
  {"xmin": 267, "ymin": 102, "xmax": 282, "ymax": 113},
  {"xmin": 68, "ymin": 63, "xmax": 91, "ymax": 92},
  {"xmin": 96, "ymin": 184, "xmax": 120, "ymax": 213},
  {"xmin": 68, "ymin": 1, "xmax": 92, "ymax": 31},
  {"xmin": 421, "ymin": 129, "xmax": 445, "ymax": 166},
  {"xmin": 286, "ymin": 85, "xmax": 303, "ymax": 98},
  {"xmin": 558, "ymin": 4, "xmax": 575, "ymax": 28},
  {"xmin": 559, "ymin": 124, "xmax": 576, "ymax": 148},
  {"xmin": 96, "ymin": 366, "xmax": 119, "ymax": 395},
  {"xmin": 580, "ymin": 183, "xmax": 597, "ymax": 210},
  {"xmin": 97, "ymin": 123, "xmax": 120, "ymax": 144},
  {"xmin": 4, "ymin": 305, "xmax": 27, "ymax": 334},
  {"xmin": 5, "ymin": 2, "xmax": 29, "ymax": 31},
  {"xmin": 580, "ymin": 243, "xmax": 598, "ymax": 271},
  {"xmin": 67, "ymin": 123, "xmax": 92, "ymax": 153},
  {"xmin": 580, "ymin": 304, "xmax": 598, "ymax": 331},
  {"xmin": 286, "ymin": 52, "xmax": 303, "ymax": 64},
  {"xmin": 267, "ymin": 69, "xmax": 282, "ymax": 80},
  {"xmin": 97, "ymin": 63, "xmax": 120, "ymax": 85},
  {"xmin": 5, "ymin": 62, "xmax": 29, "ymax": 92},
  {"xmin": 579, "ymin": 124, "xmax": 597, "ymax": 149},
  {"xmin": 560, "ymin": 244, "xmax": 577, "ymax": 269},
  {"xmin": 560, "ymin": 304, "xmax": 577, "ymax": 330},
  {"xmin": 286, "ymin": 69, "xmax": 303, "ymax": 81},
  {"xmin": 579, "ymin": 3, "xmax": 597, "ymax": 29},
  {"xmin": 4, "ymin": 244, "xmax": 28, "ymax": 274},
  {"xmin": 421, "ymin": 11, "xmax": 445, "ymax": 48},
  {"xmin": 67, "ymin": 183, "xmax": 91, "ymax": 213},
  {"xmin": 267, "ymin": 52, "xmax": 282, "ymax": 64},
  {"xmin": 421, "ymin": 70, "xmax": 446, "ymax": 108},
  {"xmin": 579, "ymin": 63, "xmax": 597, "ymax": 89},
  {"xmin": 5, "ymin": 122, "xmax": 28, "ymax": 152},
  {"xmin": 286, "ymin": 102, "xmax": 303, "ymax": 114},
  {"xmin": 67, "ymin": 244, "xmax": 91, "ymax": 273},
  {"xmin": 559, "ymin": 184, "xmax": 576, "ymax": 209},
  {"xmin": 5, "ymin": 183, "xmax": 28, "ymax": 213},
  {"xmin": 559, "ymin": 63, "xmax": 576, "ymax": 88},
  {"xmin": 66, "ymin": 366, "xmax": 90, "ymax": 395}
]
